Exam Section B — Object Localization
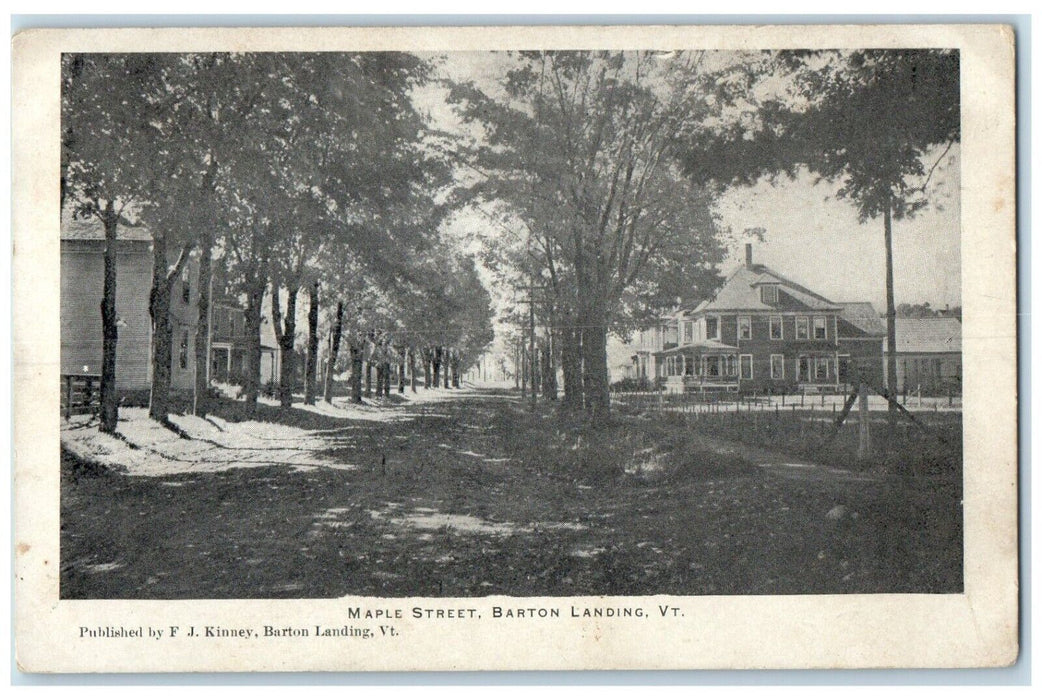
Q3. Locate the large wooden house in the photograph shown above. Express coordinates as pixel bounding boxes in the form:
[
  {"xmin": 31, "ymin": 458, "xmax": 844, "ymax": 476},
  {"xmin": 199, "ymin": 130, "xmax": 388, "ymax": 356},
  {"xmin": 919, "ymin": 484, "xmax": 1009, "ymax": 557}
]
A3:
[
  {"xmin": 61, "ymin": 211, "xmax": 163, "ymax": 392},
  {"xmin": 631, "ymin": 245, "xmax": 885, "ymax": 395},
  {"xmin": 60, "ymin": 210, "xmax": 279, "ymax": 398}
]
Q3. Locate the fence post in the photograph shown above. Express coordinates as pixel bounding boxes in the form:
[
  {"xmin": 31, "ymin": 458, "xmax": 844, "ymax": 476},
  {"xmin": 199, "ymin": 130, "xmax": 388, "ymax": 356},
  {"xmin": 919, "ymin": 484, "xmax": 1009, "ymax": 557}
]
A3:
[
  {"xmin": 64, "ymin": 375, "xmax": 72, "ymax": 420},
  {"xmin": 857, "ymin": 382, "xmax": 871, "ymax": 461},
  {"xmin": 84, "ymin": 377, "xmax": 93, "ymax": 415}
]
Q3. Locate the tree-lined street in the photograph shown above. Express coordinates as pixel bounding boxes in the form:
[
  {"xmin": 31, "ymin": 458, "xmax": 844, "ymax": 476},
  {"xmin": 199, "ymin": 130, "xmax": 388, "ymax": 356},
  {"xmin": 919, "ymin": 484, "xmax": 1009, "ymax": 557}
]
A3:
[
  {"xmin": 60, "ymin": 49, "xmax": 964, "ymax": 599},
  {"xmin": 62, "ymin": 388, "xmax": 961, "ymax": 598}
]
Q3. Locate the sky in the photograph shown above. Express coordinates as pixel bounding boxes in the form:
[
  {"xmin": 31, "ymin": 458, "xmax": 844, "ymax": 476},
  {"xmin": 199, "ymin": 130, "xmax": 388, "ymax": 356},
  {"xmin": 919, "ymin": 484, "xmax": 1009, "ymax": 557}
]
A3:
[
  {"xmin": 416, "ymin": 51, "xmax": 962, "ymax": 362},
  {"xmin": 712, "ymin": 150, "xmax": 961, "ymax": 312}
]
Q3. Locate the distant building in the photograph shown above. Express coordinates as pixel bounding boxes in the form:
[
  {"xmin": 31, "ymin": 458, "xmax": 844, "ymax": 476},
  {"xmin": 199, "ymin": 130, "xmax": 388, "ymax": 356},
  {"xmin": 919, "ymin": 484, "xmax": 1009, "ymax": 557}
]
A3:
[
  {"xmin": 886, "ymin": 317, "xmax": 962, "ymax": 394},
  {"xmin": 60, "ymin": 210, "xmax": 279, "ymax": 396},
  {"xmin": 836, "ymin": 302, "xmax": 887, "ymax": 390},
  {"xmin": 209, "ymin": 295, "xmax": 279, "ymax": 387},
  {"xmin": 629, "ymin": 245, "xmax": 884, "ymax": 394}
]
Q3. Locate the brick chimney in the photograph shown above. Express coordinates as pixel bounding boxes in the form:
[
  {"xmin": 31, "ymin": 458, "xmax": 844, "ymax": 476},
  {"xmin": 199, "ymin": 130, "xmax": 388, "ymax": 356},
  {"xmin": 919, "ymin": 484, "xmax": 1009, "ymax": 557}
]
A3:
[{"xmin": 745, "ymin": 243, "xmax": 753, "ymax": 268}]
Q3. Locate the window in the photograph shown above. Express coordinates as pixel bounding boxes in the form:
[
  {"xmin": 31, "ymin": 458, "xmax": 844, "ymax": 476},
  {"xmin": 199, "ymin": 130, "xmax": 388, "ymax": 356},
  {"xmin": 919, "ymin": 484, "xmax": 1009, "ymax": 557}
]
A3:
[
  {"xmin": 706, "ymin": 356, "xmax": 720, "ymax": 378},
  {"xmin": 813, "ymin": 316, "xmax": 827, "ymax": 340},
  {"xmin": 181, "ymin": 275, "xmax": 191, "ymax": 305},
  {"xmin": 796, "ymin": 316, "xmax": 809, "ymax": 340},
  {"xmin": 179, "ymin": 330, "xmax": 189, "ymax": 369},
  {"xmin": 798, "ymin": 357, "xmax": 811, "ymax": 382},
  {"xmin": 740, "ymin": 355, "xmax": 753, "ymax": 380},
  {"xmin": 770, "ymin": 315, "xmax": 783, "ymax": 340},
  {"xmin": 761, "ymin": 285, "xmax": 779, "ymax": 304},
  {"xmin": 683, "ymin": 321, "xmax": 694, "ymax": 344},
  {"xmin": 770, "ymin": 354, "xmax": 785, "ymax": 379},
  {"xmin": 705, "ymin": 315, "xmax": 719, "ymax": 340},
  {"xmin": 738, "ymin": 316, "xmax": 752, "ymax": 340},
  {"xmin": 727, "ymin": 355, "xmax": 737, "ymax": 377},
  {"xmin": 814, "ymin": 358, "xmax": 830, "ymax": 381}
]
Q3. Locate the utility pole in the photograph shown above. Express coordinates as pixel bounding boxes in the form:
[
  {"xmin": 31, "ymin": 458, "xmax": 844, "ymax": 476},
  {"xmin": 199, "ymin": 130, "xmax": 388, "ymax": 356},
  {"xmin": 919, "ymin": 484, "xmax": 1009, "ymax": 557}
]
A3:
[{"xmin": 516, "ymin": 283, "xmax": 551, "ymax": 410}]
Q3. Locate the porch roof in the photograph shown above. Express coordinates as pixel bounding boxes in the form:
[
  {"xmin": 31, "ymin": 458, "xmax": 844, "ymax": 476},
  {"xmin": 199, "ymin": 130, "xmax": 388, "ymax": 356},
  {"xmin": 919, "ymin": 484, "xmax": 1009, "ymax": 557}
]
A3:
[{"xmin": 653, "ymin": 339, "xmax": 738, "ymax": 357}]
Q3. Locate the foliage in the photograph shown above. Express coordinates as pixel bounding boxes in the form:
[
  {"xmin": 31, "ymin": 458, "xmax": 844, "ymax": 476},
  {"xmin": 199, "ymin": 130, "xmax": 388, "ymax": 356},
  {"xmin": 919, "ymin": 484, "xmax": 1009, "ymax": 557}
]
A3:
[{"xmin": 448, "ymin": 51, "xmax": 739, "ymax": 411}]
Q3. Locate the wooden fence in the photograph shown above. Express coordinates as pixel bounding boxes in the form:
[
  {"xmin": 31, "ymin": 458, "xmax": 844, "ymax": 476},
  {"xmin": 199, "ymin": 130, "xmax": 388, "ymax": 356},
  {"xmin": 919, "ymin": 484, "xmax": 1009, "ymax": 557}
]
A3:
[
  {"xmin": 61, "ymin": 374, "xmax": 101, "ymax": 419},
  {"xmin": 610, "ymin": 387, "xmax": 962, "ymax": 471}
]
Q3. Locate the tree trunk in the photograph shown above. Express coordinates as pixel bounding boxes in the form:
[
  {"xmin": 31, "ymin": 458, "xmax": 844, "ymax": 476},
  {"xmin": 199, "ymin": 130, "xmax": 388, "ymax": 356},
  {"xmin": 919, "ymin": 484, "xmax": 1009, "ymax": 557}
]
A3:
[
  {"xmin": 410, "ymin": 347, "xmax": 418, "ymax": 393},
  {"xmin": 560, "ymin": 323, "xmax": 583, "ymax": 410},
  {"xmin": 541, "ymin": 341, "xmax": 557, "ymax": 401},
  {"xmin": 514, "ymin": 342, "xmax": 521, "ymax": 391},
  {"xmin": 883, "ymin": 196, "xmax": 898, "ymax": 436},
  {"xmin": 383, "ymin": 361, "xmax": 393, "ymax": 397},
  {"xmin": 582, "ymin": 309, "xmax": 610, "ymax": 419},
  {"xmin": 148, "ymin": 232, "xmax": 173, "ymax": 422},
  {"xmin": 98, "ymin": 203, "xmax": 119, "ymax": 433},
  {"xmin": 242, "ymin": 273, "xmax": 265, "ymax": 413},
  {"xmin": 364, "ymin": 358, "xmax": 373, "ymax": 398},
  {"xmin": 273, "ymin": 285, "xmax": 298, "ymax": 408},
  {"xmin": 304, "ymin": 281, "xmax": 319, "ymax": 405},
  {"xmin": 451, "ymin": 351, "xmax": 460, "ymax": 388},
  {"xmin": 375, "ymin": 363, "xmax": 385, "ymax": 399},
  {"xmin": 520, "ymin": 346, "xmax": 528, "ymax": 398},
  {"xmin": 432, "ymin": 347, "xmax": 442, "ymax": 389},
  {"xmin": 191, "ymin": 160, "xmax": 218, "ymax": 418},
  {"xmin": 323, "ymin": 299, "xmax": 344, "ymax": 403},
  {"xmin": 349, "ymin": 342, "xmax": 363, "ymax": 403},
  {"xmin": 443, "ymin": 347, "xmax": 451, "ymax": 389},
  {"xmin": 398, "ymin": 349, "xmax": 406, "ymax": 394},
  {"xmin": 150, "ymin": 238, "xmax": 194, "ymax": 422},
  {"xmin": 423, "ymin": 347, "xmax": 432, "ymax": 389},
  {"xmin": 193, "ymin": 232, "xmax": 212, "ymax": 417}
]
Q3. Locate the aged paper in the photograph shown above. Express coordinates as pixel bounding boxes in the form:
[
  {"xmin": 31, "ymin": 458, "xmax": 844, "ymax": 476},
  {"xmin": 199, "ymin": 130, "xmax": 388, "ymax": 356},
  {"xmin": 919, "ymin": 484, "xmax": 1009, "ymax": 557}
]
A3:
[{"xmin": 13, "ymin": 24, "xmax": 1017, "ymax": 672}]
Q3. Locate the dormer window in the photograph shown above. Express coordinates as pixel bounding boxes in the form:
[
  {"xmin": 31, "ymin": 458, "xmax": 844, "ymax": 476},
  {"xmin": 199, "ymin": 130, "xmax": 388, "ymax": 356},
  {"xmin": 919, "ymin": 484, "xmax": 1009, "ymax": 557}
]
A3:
[{"xmin": 760, "ymin": 284, "xmax": 779, "ymax": 305}]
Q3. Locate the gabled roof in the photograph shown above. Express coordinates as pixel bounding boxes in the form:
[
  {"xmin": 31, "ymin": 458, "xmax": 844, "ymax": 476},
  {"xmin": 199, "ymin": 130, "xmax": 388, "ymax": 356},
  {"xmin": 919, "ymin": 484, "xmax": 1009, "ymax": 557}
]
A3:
[
  {"xmin": 690, "ymin": 263, "xmax": 841, "ymax": 314},
  {"xmin": 887, "ymin": 317, "xmax": 962, "ymax": 354},
  {"xmin": 837, "ymin": 302, "xmax": 887, "ymax": 336}
]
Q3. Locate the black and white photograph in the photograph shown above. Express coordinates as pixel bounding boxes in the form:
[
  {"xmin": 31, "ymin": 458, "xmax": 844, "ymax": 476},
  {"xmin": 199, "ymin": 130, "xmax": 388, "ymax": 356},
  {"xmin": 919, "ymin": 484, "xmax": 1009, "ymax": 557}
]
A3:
[{"xmin": 13, "ymin": 24, "xmax": 1017, "ymax": 672}]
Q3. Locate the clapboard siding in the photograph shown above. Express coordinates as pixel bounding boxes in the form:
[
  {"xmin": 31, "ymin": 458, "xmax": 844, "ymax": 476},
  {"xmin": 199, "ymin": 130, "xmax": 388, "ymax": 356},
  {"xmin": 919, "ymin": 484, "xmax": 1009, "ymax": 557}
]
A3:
[{"xmin": 60, "ymin": 240, "xmax": 153, "ymax": 391}]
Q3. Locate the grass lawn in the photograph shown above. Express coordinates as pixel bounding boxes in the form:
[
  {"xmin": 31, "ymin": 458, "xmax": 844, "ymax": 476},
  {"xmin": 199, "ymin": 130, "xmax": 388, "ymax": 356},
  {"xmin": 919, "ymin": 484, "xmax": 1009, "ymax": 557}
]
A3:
[{"xmin": 60, "ymin": 389, "xmax": 962, "ymax": 599}]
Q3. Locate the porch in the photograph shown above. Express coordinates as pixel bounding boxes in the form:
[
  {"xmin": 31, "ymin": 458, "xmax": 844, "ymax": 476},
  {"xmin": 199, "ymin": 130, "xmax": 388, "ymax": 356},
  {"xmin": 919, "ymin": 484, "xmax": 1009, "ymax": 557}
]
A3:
[{"xmin": 653, "ymin": 340, "xmax": 740, "ymax": 395}]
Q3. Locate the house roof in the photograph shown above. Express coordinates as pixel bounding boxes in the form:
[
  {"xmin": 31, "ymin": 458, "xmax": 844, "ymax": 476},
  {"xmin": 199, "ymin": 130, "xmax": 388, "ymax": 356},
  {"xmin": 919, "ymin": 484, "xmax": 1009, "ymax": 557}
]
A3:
[
  {"xmin": 887, "ymin": 317, "xmax": 962, "ymax": 354},
  {"xmin": 654, "ymin": 339, "xmax": 739, "ymax": 356},
  {"xmin": 837, "ymin": 302, "xmax": 887, "ymax": 336},
  {"xmin": 60, "ymin": 206, "xmax": 153, "ymax": 242},
  {"xmin": 689, "ymin": 263, "xmax": 842, "ymax": 315}
]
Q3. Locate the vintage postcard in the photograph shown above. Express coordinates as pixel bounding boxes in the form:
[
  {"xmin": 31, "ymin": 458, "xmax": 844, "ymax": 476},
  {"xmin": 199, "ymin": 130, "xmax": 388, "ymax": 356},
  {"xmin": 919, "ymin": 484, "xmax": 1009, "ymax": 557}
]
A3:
[{"xmin": 12, "ymin": 24, "xmax": 1017, "ymax": 672}]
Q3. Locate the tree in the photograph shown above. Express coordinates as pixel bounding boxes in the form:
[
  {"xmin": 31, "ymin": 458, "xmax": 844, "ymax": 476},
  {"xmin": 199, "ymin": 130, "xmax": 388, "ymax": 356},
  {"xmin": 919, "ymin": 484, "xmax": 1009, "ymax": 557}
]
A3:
[
  {"xmin": 62, "ymin": 54, "xmax": 175, "ymax": 432},
  {"xmin": 449, "ymin": 51, "xmax": 727, "ymax": 416},
  {"xmin": 681, "ymin": 49, "xmax": 960, "ymax": 432}
]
